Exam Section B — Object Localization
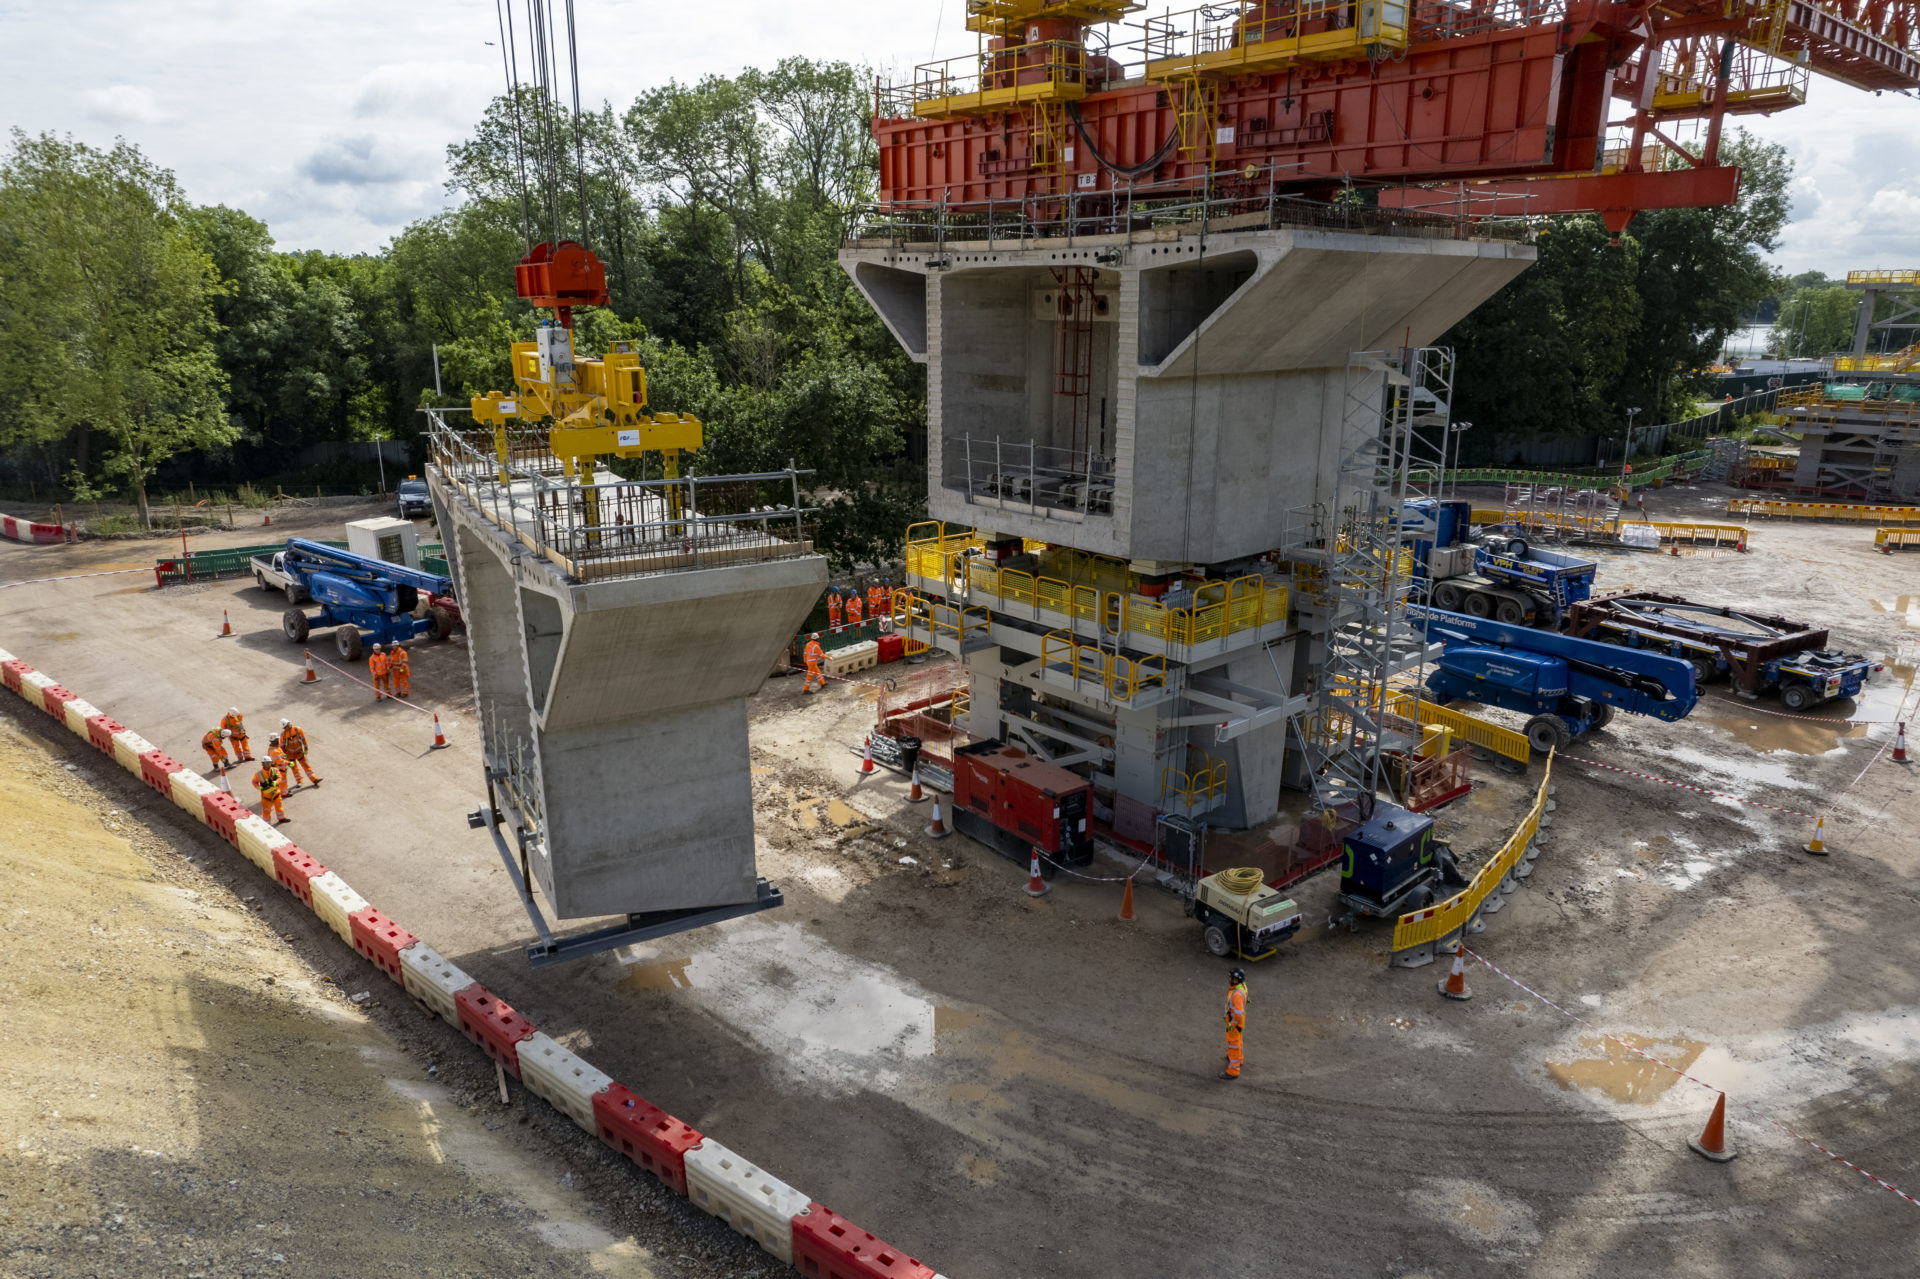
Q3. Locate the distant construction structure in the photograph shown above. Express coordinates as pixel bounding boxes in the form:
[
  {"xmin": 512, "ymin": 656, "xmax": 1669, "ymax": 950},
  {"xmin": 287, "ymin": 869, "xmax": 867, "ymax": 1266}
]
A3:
[{"xmin": 1781, "ymin": 269, "xmax": 1920, "ymax": 498}]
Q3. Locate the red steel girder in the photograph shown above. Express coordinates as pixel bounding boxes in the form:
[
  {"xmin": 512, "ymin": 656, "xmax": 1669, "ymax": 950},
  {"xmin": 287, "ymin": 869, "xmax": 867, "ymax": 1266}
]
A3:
[{"xmin": 1376, "ymin": 165, "xmax": 1744, "ymax": 232}]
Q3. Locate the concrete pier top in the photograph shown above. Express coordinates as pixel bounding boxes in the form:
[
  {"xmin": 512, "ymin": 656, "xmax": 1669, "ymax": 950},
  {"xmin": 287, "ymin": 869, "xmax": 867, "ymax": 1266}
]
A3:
[{"xmin": 843, "ymin": 223, "xmax": 1534, "ymax": 566}]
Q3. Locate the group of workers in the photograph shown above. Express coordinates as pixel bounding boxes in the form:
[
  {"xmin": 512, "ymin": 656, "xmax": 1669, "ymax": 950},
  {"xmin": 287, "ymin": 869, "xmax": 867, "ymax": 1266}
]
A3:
[
  {"xmin": 824, "ymin": 578, "xmax": 893, "ymax": 631},
  {"xmin": 367, "ymin": 641, "xmax": 411, "ymax": 700},
  {"xmin": 200, "ymin": 706, "xmax": 320, "ymax": 825},
  {"xmin": 802, "ymin": 577, "xmax": 901, "ymax": 694}
]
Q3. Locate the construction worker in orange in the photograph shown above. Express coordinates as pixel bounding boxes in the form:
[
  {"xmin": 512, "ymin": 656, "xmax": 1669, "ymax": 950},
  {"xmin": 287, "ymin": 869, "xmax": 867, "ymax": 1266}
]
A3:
[
  {"xmin": 221, "ymin": 707, "xmax": 252, "ymax": 761},
  {"xmin": 1220, "ymin": 968, "xmax": 1248, "ymax": 1080},
  {"xmin": 844, "ymin": 589, "xmax": 864, "ymax": 628},
  {"xmin": 253, "ymin": 758, "xmax": 288, "ymax": 825},
  {"xmin": 201, "ymin": 726, "xmax": 232, "ymax": 773},
  {"xmin": 368, "ymin": 642, "xmax": 391, "ymax": 700},
  {"xmin": 266, "ymin": 733, "xmax": 287, "ymax": 769},
  {"xmin": 279, "ymin": 717, "xmax": 321, "ymax": 787},
  {"xmin": 866, "ymin": 579, "xmax": 885, "ymax": 623},
  {"xmin": 802, "ymin": 632, "xmax": 826, "ymax": 694},
  {"xmin": 388, "ymin": 643, "xmax": 411, "ymax": 698},
  {"xmin": 826, "ymin": 589, "xmax": 843, "ymax": 629}
]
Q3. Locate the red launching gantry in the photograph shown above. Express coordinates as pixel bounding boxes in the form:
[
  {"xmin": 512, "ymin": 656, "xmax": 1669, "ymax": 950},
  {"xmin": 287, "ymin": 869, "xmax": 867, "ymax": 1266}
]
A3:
[{"xmin": 872, "ymin": 0, "xmax": 1920, "ymax": 230}]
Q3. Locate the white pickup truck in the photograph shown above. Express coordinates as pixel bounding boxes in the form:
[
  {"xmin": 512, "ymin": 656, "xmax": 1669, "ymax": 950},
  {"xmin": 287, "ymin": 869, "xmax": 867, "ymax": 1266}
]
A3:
[{"xmin": 250, "ymin": 551, "xmax": 309, "ymax": 603}]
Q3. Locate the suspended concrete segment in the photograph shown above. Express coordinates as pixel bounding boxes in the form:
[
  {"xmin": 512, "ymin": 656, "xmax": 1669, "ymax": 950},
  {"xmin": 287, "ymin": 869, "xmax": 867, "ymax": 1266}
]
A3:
[{"xmin": 427, "ymin": 418, "xmax": 826, "ymax": 921}]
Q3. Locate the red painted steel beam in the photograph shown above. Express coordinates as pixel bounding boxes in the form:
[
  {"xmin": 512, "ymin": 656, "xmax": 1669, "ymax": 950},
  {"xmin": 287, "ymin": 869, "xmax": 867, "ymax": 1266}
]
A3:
[{"xmin": 1376, "ymin": 165, "xmax": 1742, "ymax": 232}]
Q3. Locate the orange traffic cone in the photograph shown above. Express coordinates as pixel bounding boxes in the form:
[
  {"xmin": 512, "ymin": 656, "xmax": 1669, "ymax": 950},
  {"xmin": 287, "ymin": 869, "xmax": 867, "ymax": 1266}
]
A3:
[
  {"xmin": 431, "ymin": 714, "xmax": 448, "ymax": 749},
  {"xmin": 925, "ymin": 794, "xmax": 949, "ymax": 839},
  {"xmin": 1025, "ymin": 848, "xmax": 1050, "ymax": 897},
  {"xmin": 1688, "ymin": 1092, "xmax": 1737, "ymax": 1162},
  {"xmin": 1118, "ymin": 877, "xmax": 1135, "ymax": 920},
  {"xmin": 220, "ymin": 609, "xmax": 233, "ymax": 636},
  {"xmin": 1438, "ymin": 947, "xmax": 1472, "ymax": 1000},
  {"xmin": 263, "ymin": 512, "xmax": 271, "ymax": 526},
  {"xmin": 907, "ymin": 764, "xmax": 926, "ymax": 802},
  {"xmin": 1668, "ymin": 543, "xmax": 1679, "ymax": 557},
  {"xmin": 1804, "ymin": 815, "xmax": 1828, "ymax": 856},
  {"xmin": 1894, "ymin": 722, "xmax": 1909, "ymax": 764},
  {"xmin": 303, "ymin": 650, "xmax": 318, "ymax": 683},
  {"xmin": 217, "ymin": 770, "xmax": 231, "ymax": 793},
  {"xmin": 860, "ymin": 734, "xmax": 875, "ymax": 775}
]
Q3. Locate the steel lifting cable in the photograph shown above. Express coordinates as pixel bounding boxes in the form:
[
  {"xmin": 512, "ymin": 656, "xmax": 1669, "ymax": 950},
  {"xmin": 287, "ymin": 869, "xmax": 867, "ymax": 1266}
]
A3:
[
  {"xmin": 564, "ymin": 0, "xmax": 590, "ymax": 248},
  {"xmin": 494, "ymin": 0, "xmax": 535, "ymax": 252}
]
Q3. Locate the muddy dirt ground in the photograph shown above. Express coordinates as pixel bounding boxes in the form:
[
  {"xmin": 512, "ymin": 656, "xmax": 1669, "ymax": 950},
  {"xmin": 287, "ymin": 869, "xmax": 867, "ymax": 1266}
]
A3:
[{"xmin": 2, "ymin": 481, "xmax": 1917, "ymax": 1276}]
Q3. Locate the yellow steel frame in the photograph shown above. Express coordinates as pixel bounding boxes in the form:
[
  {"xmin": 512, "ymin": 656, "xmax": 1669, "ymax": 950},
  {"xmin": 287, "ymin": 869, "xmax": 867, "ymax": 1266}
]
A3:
[
  {"xmin": 910, "ymin": 40, "xmax": 1091, "ymax": 119},
  {"xmin": 1143, "ymin": 0, "xmax": 1410, "ymax": 84}
]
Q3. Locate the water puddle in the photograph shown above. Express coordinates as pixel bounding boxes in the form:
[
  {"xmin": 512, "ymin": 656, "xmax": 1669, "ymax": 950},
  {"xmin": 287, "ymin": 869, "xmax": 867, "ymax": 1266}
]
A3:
[
  {"xmin": 1696, "ymin": 660, "xmax": 1915, "ymax": 756},
  {"xmin": 1545, "ymin": 1033, "xmax": 1706, "ymax": 1103},
  {"xmin": 786, "ymin": 789, "xmax": 873, "ymax": 835},
  {"xmin": 616, "ymin": 958, "xmax": 694, "ymax": 993},
  {"xmin": 36, "ymin": 631, "xmax": 80, "ymax": 641},
  {"xmin": 1872, "ymin": 596, "xmax": 1920, "ymax": 629}
]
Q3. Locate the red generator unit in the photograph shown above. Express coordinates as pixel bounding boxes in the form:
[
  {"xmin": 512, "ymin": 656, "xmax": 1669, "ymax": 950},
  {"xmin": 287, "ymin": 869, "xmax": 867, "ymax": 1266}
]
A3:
[{"xmin": 950, "ymin": 740, "xmax": 1092, "ymax": 875}]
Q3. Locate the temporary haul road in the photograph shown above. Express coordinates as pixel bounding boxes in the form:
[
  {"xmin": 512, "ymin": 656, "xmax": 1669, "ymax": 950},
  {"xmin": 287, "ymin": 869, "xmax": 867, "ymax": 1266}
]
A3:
[{"xmin": 3, "ymin": 488, "xmax": 1918, "ymax": 1277}]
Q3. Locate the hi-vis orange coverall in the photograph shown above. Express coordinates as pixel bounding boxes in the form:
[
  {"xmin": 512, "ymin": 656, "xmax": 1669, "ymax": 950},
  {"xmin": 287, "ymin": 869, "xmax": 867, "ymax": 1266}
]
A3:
[
  {"xmin": 866, "ymin": 584, "xmax": 885, "ymax": 621},
  {"xmin": 368, "ymin": 649, "xmax": 391, "ymax": 700},
  {"xmin": 280, "ymin": 724, "xmax": 319, "ymax": 785},
  {"xmin": 202, "ymin": 729, "xmax": 230, "ymax": 771},
  {"xmin": 253, "ymin": 763, "xmax": 287, "ymax": 824},
  {"xmin": 388, "ymin": 645, "xmax": 411, "ymax": 697},
  {"xmin": 221, "ymin": 710, "xmax": 251, "ymax": 761},
  {"xmin": 844, "ymin": 592, "xmax": 864, "ymax": 626},
  {"xmin": 1224, "ymin": 980, "xmax": 1248, "ymax": 1078},
  {"xmin": 826, "ymin": 591, "xmax": 843, "ymax": 628},
  {"xmin": 802, "ymin": 638, "xmax": 825, "ymax": 693}
]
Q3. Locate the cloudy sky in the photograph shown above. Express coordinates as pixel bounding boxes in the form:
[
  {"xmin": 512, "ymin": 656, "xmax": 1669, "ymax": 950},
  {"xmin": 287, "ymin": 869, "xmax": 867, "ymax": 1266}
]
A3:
[{"xmin": 3, "ymin": 0, "xmax": 1917, "ymax": 274}]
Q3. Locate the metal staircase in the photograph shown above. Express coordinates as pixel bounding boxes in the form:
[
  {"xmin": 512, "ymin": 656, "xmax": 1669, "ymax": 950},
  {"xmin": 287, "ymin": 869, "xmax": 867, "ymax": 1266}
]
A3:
[{"xmin": 1286, "ymin": 348, "xmax": 1454, "ymax": 812}]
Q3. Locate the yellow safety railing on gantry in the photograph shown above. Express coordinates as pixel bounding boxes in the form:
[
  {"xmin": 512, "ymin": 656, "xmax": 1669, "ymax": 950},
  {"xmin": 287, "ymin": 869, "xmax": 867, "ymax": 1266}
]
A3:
[
  {"xmin": 1040, "ymin": 630, "xmax": 1168, "ymax": 703},
  {"xmin": 1391, "ymin": 753, "xmax": 1554, "ymax": 954}
]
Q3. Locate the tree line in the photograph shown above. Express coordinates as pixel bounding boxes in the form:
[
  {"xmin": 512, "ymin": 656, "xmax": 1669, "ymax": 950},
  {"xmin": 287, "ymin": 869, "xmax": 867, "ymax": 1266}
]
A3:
[{"xmin": 3, "ymin": 78, "xmax": 1806, "ymax": 546}]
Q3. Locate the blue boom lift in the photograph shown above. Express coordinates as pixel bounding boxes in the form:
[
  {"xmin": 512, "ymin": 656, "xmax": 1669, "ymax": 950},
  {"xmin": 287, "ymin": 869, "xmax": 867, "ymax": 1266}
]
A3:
[
  {"xmin": 1412, "ymin": 605, "xmax": 1699, "ymax": 753},
  {"xmin": 1405, "ymin": 498, "xmax": 1598, "ymax": 628},
  {"xmin": 276, "ymin": 538, "xmax": 456, "ymax": 660}
]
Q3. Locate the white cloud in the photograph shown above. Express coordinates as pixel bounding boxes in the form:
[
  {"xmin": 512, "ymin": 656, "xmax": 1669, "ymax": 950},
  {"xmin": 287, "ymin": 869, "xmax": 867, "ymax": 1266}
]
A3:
[{"xmin": 80, "ymin": 84, "xmax": 166, "ymax": 125}]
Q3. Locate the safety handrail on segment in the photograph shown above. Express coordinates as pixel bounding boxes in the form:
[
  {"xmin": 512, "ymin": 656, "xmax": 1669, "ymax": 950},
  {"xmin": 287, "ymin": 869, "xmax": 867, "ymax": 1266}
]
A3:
[
  {"xmin": 1391, "ymin": 754, "xmax": 1554, "ymax": 952},
  {"xmin": 1384, "ymin": 691, "xmax": 1530, "ymax": 765},
  {"xmin": 1161, "ymin": 748, "xmax": 1228, "ymax": 808}
]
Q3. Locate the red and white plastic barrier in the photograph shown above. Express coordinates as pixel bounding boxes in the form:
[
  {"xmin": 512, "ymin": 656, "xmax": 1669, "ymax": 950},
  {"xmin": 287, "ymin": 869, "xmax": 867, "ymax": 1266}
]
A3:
[
  {"xmin": 0, "ymin": 643, "xmax": 952, "ymax": 1278},
  {"xmin": 0, "ymin": 514, "xmax": 67, "ymax": 544}
]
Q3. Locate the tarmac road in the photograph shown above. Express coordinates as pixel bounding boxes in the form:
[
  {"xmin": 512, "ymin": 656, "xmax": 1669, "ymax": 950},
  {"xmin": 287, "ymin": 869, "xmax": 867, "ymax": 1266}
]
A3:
[{"xmin": 4, "ymin": 488, "xmax": 1918, "ymax": 1276}]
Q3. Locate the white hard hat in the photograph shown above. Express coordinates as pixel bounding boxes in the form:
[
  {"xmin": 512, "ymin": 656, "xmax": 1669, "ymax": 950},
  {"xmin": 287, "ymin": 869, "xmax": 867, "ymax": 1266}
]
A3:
[
  {"xmin": 810, "ymin": 632, "xmax": 820, "ymax": 640},
  {"xmin": 229, "ymin": 706, "xmax": 239, "ymax": 715},
  {"xmin": 281, "ymin": 718, "xmax": 290, "ymax": 728},
  {"xmin": 220, "ymin": 729, "xmax": 231, "ymax": 739},
  {"xmin": 372, "ymin": 641, "xmax": 384, "ymax": 649}
]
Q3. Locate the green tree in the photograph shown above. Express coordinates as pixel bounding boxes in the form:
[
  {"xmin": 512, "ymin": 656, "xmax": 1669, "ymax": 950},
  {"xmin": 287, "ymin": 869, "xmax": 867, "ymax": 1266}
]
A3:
[
  {"xmin": 1771, "ymin": 284, "xmax": 1858, "ymax": 358},
  {"xmin": 0, "ymin": 131, "xmax": 232, "ymax": 521}
]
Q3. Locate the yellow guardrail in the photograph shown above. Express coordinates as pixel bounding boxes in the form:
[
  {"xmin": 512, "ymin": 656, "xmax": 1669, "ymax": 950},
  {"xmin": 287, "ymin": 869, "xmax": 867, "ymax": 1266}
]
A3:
[
  {"xmin": 1846, "ymin": 269, "xmax": 1920, "ymax": 286},
  {"xmin": 1648, "ymin": 521, "xmax": 1749, "ymax": 549},
  {"xmin": 1391, "ymin": 754, "xmax": 1553, "ymax": 953},
  {"xmin": 1728, "ymin": 499, "xmax": 1920, "ymax": 523},
  {"xmin": 1040, "ymin": 630, "xmax": 1167, "ymax": 703},
  {"xmin": 1162, "ymin": 748, "xmax": 1228, "ymax": 809},
  {"xmin": 1384, "ymin": 691, "xmax": 1530, "ymax": 765},
  {"xmin": 907, "ymin": 526, "xmax": 1288, "ymax": 651},
  {"xmin": 1875, "ymin": 528, "xmax": 1920, "ymax": 550}
]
